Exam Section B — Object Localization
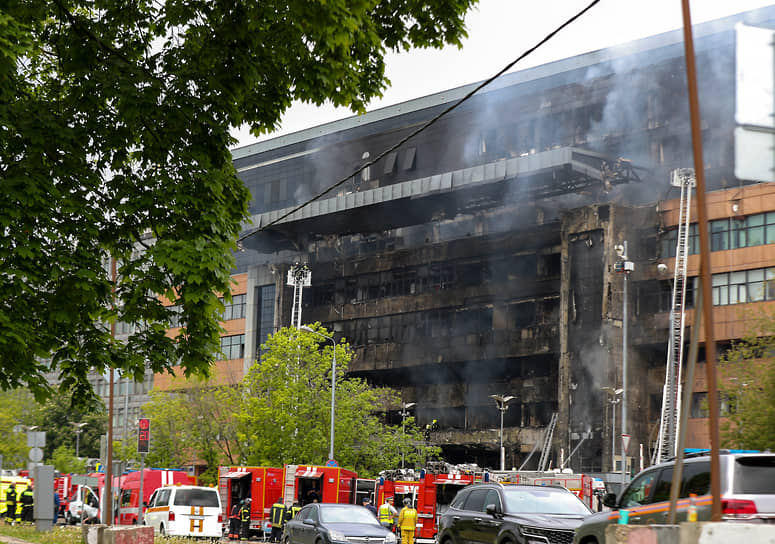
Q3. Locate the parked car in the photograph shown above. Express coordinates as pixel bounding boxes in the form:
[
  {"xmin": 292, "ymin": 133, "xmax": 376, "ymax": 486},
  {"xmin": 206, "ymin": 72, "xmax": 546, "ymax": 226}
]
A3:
[
  {"xmin": 437, "ymin": 482, "xmax": 592, "ymax": 544},
  {"xmin": 283, "ymin": 502, "xmax": 397, "ymax": 544},
  {"xmin": 143, "ymin": 485, "xmax": 223, "ymax": 538},
  {"xmin": 65, "ymin": 485, "xmax": 100, "ymax": 525},
  {"xmin": 574, "ymin": 451, "xmax": 775, "ymax": 544}
]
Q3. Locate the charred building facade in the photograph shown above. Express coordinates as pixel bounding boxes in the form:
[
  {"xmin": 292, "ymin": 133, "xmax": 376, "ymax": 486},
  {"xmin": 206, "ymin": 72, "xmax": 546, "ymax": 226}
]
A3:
[{"xmin": 212, "ymin": 7, "xmax": 775, "ymax": 473}]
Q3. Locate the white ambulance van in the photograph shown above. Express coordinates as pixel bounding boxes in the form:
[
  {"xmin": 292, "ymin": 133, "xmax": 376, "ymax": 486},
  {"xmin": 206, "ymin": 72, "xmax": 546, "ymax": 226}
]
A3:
[{"xmin": 143, "ymin": 485, "xmax": 223, "ymax": 538}]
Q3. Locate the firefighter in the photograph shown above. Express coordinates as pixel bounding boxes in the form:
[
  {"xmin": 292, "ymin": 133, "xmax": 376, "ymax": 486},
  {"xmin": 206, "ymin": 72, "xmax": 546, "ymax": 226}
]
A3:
[
  {"xmin": 20, "ymin": 484, "xmax": 34, "ymax": 524},
  {"xmin": 229, "ymin": 499, "xmax": 242, "ymax": 539},
  {"xmin": 378, "ymin": 496, "xmax": 397, "ymax": 531},
  {"xmin": 398, "ymin": 498, "xmax": 418, "ymax": 544},
  {"xmin": 4, "ymin": 484, "xmax": 16, "ymax": 525},
  {"xmin": 270, "ymin": 498, "xmax": 287, "ymax": 542},
  {"xmin": 285, "ymin": 501, "xmax": 301, "ymax": 522},
  {"xmin": 239, "ymin": 497, "xmax": 251, "ymax": 541}
]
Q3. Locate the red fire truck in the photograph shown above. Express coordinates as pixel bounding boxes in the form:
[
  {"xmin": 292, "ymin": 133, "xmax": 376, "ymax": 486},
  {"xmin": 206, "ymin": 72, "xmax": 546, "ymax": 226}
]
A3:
[
  {"xmin": 116, "ymin": 468, "xmax": 197, "ymax": 525},
  {"xmin": 375, "ymin": 464, "xmax": 487, "ymax": 544},
  {"xmin": 219, "ymin": 464, "xmax": 359, "ymax": 539}
]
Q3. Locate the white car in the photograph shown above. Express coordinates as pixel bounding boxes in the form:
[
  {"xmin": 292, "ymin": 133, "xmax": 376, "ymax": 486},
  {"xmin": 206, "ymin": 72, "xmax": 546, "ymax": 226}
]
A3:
[
  {"xmin": 144, "ymin": 485, "xmax": 223, "ymax": 538},
  {"xmin": 66, "ymin": 485, "xmax": 100, "ymax": 524}
]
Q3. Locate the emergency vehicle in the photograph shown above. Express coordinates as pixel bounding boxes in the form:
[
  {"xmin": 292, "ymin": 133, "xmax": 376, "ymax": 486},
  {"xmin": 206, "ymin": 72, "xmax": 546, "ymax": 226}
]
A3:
[
  {"xmin": 116, "ymin": 468, "xmax": 196, "ymax": 525},
  {"xmin": 375, "ymin": 464, "xmax": 488, "ymax": 544},
  {"xmin": 1, "ymin": 476, "xmax": 32, "ymax": 522},
  {"xmin": 55, "ymin": 474, "xmax": 78, "ymax": 519},
  {"xmin": 144, "ymin": 485, "xmax": 223, "ymax": 538},
  {"xmin": 218, "ymin": 463, "xmax": 358, "ymax": 539},
  {"xmin": 490, "ymin": 469, "xmax": 598, "ymax": 510}
]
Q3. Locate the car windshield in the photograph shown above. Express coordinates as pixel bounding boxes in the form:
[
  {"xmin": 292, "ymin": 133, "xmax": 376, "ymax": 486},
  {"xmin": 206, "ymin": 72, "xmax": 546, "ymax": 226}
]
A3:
[
  {"xmin": 173, "ymin": 488, "xmax": 220, "ymax": 507},
  {"xmin": 503, "ymin": 487, "xmax": 591, "ymax": 515},
  {"xmin": 320, "ymin": 506, "xmax": 382, "ymax": 524}
]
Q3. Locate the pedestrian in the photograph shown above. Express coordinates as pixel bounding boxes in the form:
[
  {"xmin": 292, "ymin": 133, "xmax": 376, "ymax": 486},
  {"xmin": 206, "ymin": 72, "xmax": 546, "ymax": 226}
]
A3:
[
  {"xmin": 270, "ymin": 497, "xmax": 287, "ymax": 542},
  {"xmin": 378, "ymin": 496, "xmax": 397, "ymax": 531},
  {"xmin": 305, "ymin": 488, "xmax": 320, "ymax": 504},
  {"xmin": 361, "ymin": 496, "xmax": 377, "ymax": 518},
  {"xmin": 397, "ymin": 498, "xmax": 418, "ymax": 544},
  {"xmin": 229, "ymin": 499, "xmax": 242, "ymax": 539},
  {"xmin": 53, "ymin": 489, "xmax": 60, "ymax": 525},
  {"xmin": 239, "ymin": 497, "xmax": 252, "ymax": 541},
  {"xmin": 20, "ymin": 484, "xmax": 34, "ymax": 524},
  {"xmin": 4, "ymin": 483, "xmax": 16, "ymax": 525}
]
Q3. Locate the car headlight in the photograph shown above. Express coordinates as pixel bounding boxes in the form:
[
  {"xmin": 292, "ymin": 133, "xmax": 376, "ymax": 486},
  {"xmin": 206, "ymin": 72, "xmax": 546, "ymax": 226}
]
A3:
[
  {"xmin": 385, "ymin": 532, "xmax": 397, "ymax": 544},
  {"xmin": 328, "ymin": 529, "xmax": 347, "ymax": 542}
]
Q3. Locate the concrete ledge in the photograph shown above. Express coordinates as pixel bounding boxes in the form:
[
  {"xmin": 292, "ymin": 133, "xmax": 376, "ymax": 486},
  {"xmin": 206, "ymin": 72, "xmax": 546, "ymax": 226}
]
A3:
[
  {"xmin": 605, "ymin": 523, "xmax": 775, "ymax": 543},
  {"xmin": 82, "ymin": 524, "xmax": 107, "ymax": 544},
  {"xmin": 605, "ymin": 524, "xmax": 680, "ymax": 544},
  {"xmin": 80, "ymin": 525, "xmax": 154, "ymax": 544},
  {"xmin": 104, "ymin": 526, "xmax": 154, "ymax": 544}
]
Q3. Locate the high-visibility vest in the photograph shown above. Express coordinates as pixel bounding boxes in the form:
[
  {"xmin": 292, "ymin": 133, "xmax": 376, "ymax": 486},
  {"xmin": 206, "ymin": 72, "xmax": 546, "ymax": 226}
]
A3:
[
  {"xmin": 378, "ymin": 503, "xmax": 395, "ymax": 524},
  {"xmin": 398, "ymin": 507, "xmax": 417, "ymax": 530},
  {"xmin": 240, "ymin": 504, "xmax": 251, "ymax": 522},
  {"xmin": 271, "ymin": 502, "xmax": 286, "ymax": 527}
]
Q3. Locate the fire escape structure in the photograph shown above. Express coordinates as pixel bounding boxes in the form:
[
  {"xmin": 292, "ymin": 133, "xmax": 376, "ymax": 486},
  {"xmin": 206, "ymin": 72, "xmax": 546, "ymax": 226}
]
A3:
[
  {"xmin": 653, "ymin": 168, "xmax": 696, "ymax": 464},
  {"xmin": 287, "ymin": 263, "xmax": 311, "ymax": 329}
]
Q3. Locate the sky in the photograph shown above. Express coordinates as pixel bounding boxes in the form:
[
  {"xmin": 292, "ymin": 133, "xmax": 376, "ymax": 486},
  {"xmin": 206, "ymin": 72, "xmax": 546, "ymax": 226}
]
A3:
[{"xmin": 229, "ymin": 0, "xmax": 774, "ymax": 150}]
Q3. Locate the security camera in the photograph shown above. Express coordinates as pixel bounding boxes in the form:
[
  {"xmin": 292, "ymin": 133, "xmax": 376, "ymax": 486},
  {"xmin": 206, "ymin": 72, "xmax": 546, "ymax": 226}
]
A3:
[
  {"xmin": 614, "ymin": 244, "xmax": 625, "ymax": 258},
  {"xmin": 657, "ymin": 263, "xmax": 668, "ymax": 274}
]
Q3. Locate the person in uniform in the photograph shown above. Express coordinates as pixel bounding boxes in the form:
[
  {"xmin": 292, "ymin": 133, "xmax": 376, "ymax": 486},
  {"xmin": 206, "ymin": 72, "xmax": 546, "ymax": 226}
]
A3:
[
  {"xmin": 397, "ymin": 498, "xmax": 418, "ymax": 544},
  {"xmin": 378, "ymin": 496, "xmax": 397, "ymax": 532},
  {"xmin": 4, "ymin": 484, "xmax": 16, "ymax": 525},
  {"xmin": 239, "ymin": 497, "xmax": 252, "ymax": 541},
  {"xmin": 269, "ymin": 498, "xmax": 287, "ymax": 542},
  {"xmin": 20, "ymin": 484, "xmax": 34, "ymax": 524},
  {"xmin": 361, "ymin": 496, "xmax": 378, "ymax": 518},
  {"xmin": 229, "ymin": 499, "xmax": 242, "ymax": 539}
]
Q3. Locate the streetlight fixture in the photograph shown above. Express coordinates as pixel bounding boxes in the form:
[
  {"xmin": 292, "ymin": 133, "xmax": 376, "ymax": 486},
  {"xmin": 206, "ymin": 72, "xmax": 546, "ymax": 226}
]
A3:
[
  {"xmin": 71, "ymin": 422, "xmax": 88, "ymax": 458},
  {"xmin": 601, "ymin": 387, "xmax": 623, "ymax": 472},
  {"xmin": 400, "ymin": 402, "xmax": 416, "ymax": 469},
  {"xmin": 300, "ymin": 325, "xmax": 337, "ymax": 462},
  {"xmin": 489, "ymin": 394, "xmax": 516, "ymax": 471}
]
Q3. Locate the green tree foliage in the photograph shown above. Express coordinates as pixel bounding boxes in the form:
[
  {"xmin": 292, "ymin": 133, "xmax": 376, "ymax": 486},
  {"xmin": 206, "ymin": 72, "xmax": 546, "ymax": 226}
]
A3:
[
  {"xmin": 50, "ymin": 445, "xmax": 88, "ymax": 474},
  {"xmin": 719, "ymin": 311, "xmax": 775, "ymax": 451},
  {"xmin": 237, "ymin": 325, "xmax": 438, "ymax": 476},
  {"xmin": 0, "ymin": 389, "xmax": 36, "ymax": 469},
  {"xmin": 140, "ymin": 384, "xmax": 241, "ymax": 481},
  {"xmin": 30, "ymin": 393, "xmax": 106, "ymax": 460},
  {"xmin": 0, "ymin": 0, "xmax": 477, "ymax": 405}
]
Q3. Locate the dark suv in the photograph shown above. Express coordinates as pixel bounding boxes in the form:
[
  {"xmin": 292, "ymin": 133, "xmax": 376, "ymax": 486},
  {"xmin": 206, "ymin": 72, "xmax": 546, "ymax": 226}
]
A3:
[
  {"xmin": 437, "ymin": 482, "xmax": 592, "ymax": 544},
  {"xmin": 574, "ymin": 452, "xmax": 775, "ymax": 544}
]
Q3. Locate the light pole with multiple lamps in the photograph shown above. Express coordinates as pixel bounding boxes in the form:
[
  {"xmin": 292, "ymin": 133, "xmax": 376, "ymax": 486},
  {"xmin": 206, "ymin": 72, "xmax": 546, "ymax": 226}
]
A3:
[
  {"xmin": 400, "ymin": 402, "xmax": 416, "ymax": 469},
  {"xmin": 489, "ymin": 394, "xmax": 515, "ymax": 471},
  {"xmin": 300, "ymin": 326, "xmax": 337, "ymax": 462},
  {"xmin": 71, "ymin": 421, "xmax": 88, "ymax": 458}
]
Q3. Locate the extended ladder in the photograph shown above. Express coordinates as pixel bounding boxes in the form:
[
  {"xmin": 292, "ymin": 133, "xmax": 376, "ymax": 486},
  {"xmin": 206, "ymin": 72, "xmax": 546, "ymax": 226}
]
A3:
[
  {"xmin": 538, "ymin": 412, "xmax": 558, "ymax": 471},
  {"xmin": 653, "ymin": 169, "xmax": 696, "ymax": 464},
  {"xmin": 287, "ymin": 264, "xmax": 311, "ymax": 328}
]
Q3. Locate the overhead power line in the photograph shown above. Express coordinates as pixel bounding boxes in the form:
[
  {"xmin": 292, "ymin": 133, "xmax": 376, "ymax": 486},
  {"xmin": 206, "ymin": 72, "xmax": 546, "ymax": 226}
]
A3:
[{"xmin": 238, "ymin": 0, "xmax": 601, "ymax": 243}]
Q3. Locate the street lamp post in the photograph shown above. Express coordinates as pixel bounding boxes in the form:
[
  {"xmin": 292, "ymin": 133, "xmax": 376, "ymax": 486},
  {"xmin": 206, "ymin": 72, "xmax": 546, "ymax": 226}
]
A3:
[
  {"xmin": 71, "ymin": 422, "xmax": 88, "ymax": 458},
  {"xmin": 601, "ymin": 388, "xmax": 622, "ymax": 472},
  {"xmin": 400, "ymin": 402, "xmax": 416, "ymax": 469},
  {"xmin": 300, "ymin": 326, "xmax": 337, "ymax": 462},
  {"xmin": 489, "ymin": 394, "xmax": 516, "ymax": 471}
]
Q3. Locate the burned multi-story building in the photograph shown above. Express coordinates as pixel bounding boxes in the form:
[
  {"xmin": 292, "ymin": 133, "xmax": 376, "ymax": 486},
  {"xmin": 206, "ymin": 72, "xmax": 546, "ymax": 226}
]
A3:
[{"xmin": 159, "ymin": 6, "xmax": 775, "ymax": 474}]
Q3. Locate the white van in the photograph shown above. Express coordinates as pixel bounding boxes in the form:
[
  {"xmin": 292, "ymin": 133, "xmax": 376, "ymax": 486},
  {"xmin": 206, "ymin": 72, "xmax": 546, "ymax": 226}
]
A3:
[{"xmin": 143, "ymin": 485, "xmax": 223, "ymax": 538}]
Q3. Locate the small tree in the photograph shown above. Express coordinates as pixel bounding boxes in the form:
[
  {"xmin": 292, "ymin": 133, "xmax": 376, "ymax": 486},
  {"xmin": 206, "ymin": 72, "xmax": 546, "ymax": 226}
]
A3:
[
  {"xmin": 0, "ymin": 389, "xmax": 35, "ymax": 469},
  {"xmin": 237, "ymin": 325, "xmax": 438, "ymax": 475},
  {"xmin": 50, "ymin": 445, "xmax": 88, "ymax": 474},
  {"xmin": 719, "ymin": 311, "xmax": 775, "ymax": 451}
]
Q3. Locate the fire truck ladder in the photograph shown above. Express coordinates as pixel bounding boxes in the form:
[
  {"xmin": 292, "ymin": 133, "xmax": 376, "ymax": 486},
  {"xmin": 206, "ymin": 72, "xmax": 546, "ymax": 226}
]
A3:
[
  {"xmin": 653, "ymin": 168, "xmax": 696, "ymax": 464},
  {"xmin": 283, "ymin": 464, "xmax": 299, "ymax": 505},
  {"xmin": 287, "ymin": 264, "xmax": 311, "ymax": 329},
  {"xmin": 537, "ymin": 412, "xmax": 558, "ymax": 471}
]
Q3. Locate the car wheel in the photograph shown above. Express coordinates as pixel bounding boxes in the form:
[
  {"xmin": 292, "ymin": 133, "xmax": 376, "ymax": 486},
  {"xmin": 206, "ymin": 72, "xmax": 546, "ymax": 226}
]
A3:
[
  {"xmin": 160, "ymin": 524, "xmax": 166, "ymax": 536},
  {"xmin": 65, "ymin": 511, "xmax": 74, "ymax": 525},
  {"xmin": 578, "ymin": 538, "xmax": 599, "ymax": 544},
  {"xmin": 315, "ymin": 538, "xmax": 325, "ymax": 544}
]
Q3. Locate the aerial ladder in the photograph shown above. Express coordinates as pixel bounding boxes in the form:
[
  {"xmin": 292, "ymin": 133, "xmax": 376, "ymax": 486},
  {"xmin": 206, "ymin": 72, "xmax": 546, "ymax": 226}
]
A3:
[
  {"xmin": 287, "ymin": 263, "xmax": 311, "ymax": 328},
  {"xmin": 653, "ymin": 168, "xmax": 696, "ymax": 464},
  {"xmin": 537, "ymin": 412, "xmax": 558, "ymax": 471}
]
